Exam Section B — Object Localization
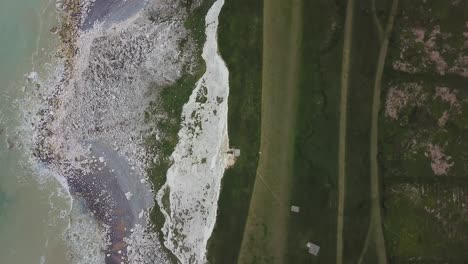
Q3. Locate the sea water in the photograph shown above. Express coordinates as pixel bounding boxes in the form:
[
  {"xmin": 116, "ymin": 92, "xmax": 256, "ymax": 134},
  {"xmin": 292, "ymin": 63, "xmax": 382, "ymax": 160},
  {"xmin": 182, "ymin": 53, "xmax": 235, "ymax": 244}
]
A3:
[{"xmin": 0, "ymin": 0, "xmax": 71, "ymax": 263}]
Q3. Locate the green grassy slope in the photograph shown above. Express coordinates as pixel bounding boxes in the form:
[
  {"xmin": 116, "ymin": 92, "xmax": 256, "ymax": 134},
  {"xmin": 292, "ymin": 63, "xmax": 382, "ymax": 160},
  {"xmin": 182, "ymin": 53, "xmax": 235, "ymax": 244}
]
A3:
[
  {"xmin": 206, "ymin": 0, "xmax": 263, "ymax": 263},
  {"xmin": 207, "ymin": 0, "xmax": 468, "ymax": 263},
  {"xmin": 285, "ymin": 1, "xmax": 343, "ymax": 263}
]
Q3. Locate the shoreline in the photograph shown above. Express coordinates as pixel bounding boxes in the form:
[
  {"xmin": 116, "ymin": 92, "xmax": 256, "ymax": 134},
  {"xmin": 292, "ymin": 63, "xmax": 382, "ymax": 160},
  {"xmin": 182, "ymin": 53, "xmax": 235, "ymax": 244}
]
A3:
[
  {"xmin": 24, "ymin": 0, "xmax": 235, "ymax": 263},
  {"xmin": 0, "ymin": 1, "xmax": 75, "ymax": 263},
  {"xmin": 27, "ymin": 1, "xmax": 187, "ymax": 263}
]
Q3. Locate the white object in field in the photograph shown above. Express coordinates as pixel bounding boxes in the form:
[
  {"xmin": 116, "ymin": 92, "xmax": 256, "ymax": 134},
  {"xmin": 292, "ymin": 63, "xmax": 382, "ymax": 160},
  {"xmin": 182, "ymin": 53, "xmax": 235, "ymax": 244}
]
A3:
[
  {"xmin": 233, "ymin": 148, "xmax": 240, "ymax": 157},
  {"xmin": 291, "ymin": 205, "xmax": 300, "ymax": 213},
  {"xmin": 227, "ymin": 148, "xmax": 240, "ymax": 157},
  {"xmin": 306, "ymin": 242, "xmax": 320, "ymax": 256}
]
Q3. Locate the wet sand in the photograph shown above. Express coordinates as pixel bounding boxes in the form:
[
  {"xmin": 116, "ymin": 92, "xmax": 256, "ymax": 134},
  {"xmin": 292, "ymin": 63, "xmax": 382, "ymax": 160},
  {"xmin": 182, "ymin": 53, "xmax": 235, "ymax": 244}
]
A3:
[
  {"xmin": 66, "ymin": 141, "xmax": 153, "ymax": 264},
  {"xmin": 82, "ymin": 0, "xmax": 147, "ymax": 30}
]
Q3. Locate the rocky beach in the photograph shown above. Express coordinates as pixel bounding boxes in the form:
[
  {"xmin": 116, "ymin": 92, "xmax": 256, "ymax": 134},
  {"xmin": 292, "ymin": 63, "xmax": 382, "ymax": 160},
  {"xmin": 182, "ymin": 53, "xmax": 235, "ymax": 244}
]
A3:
[{"xmin": 19, "ymin": 0, "xmax": 230, "ymax": 263}]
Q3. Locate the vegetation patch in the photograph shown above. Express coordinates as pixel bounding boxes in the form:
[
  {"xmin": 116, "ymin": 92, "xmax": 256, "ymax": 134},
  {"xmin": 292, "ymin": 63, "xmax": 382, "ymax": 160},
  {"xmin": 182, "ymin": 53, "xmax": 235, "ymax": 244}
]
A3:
[
  {"xmin": 381, "ymin": 0, "xmax": 468, "ymax": 261},
  {"xmin": 142, "ymin": 0, "xmax": 215, "ymax": 261},
  {"xmin": 384, "ymin": 183, "xmax": 468, "ymax": 262},
  {"xmin": 285, "ymin": 1, "xmax": 342, "ymax": 263},
  {"xmin": 206, "ymin": 0, "xmax": 263, "ymax": 262}
]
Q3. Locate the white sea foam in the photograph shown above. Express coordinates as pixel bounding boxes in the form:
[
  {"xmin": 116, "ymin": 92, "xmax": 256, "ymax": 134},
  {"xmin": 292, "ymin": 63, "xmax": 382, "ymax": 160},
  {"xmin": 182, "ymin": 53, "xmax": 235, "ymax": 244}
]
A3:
[
  {"xmin": 19, "ymin": 62, "xmax": 110, "ymax": 264},
  {"xmin": 156, "ymin": 0, "xmax": 230, "ymax": 262},
  {"xmin": 63, "ymin": 199, "xmax": 108, "ymax": 264}
]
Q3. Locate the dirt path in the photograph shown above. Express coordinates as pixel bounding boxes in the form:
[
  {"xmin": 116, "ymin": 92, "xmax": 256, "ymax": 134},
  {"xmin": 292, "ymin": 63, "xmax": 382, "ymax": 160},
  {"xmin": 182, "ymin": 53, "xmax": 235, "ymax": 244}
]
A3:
[
  {"xmin": 237, "ymin": 0, "xmax": 302, "ymax": 262},
  {"xmin": 357, "ymin": 1, "xmax": 399, "ymax": 263},
  {"xmin": 368, "ymin": 1, "xmax": 399, "ymax": 263},
  {"xmin": 336, "ymin": 0, "xmax": 355, "ymax": 263}
]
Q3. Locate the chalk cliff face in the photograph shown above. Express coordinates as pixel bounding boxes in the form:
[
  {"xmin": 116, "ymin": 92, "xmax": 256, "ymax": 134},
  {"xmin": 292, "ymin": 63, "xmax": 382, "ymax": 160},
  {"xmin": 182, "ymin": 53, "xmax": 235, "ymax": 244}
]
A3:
[{"xmin": 156, "ymin": 0, "xmax": 230, "ymax": 262}]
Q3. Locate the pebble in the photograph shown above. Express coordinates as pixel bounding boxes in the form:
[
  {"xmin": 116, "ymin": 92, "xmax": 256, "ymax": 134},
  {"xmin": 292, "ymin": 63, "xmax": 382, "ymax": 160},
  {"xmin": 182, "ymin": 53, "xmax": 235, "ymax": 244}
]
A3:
[
  {"xmin": 125, "ymin": 192, "xmax": 133, "ymax": 200},
  {"xmin": 138, "ymin": 209, "xmax": 144, "ymax": 219},
  {"xmin": 5, "ymin": 138, "xmax": 14, "ymax": 149}
]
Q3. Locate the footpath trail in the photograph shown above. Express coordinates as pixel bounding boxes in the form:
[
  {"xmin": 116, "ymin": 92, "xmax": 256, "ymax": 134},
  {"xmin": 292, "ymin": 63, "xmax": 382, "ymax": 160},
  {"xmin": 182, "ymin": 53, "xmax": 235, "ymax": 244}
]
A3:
[
  {"xmin": 238, "ymin": 0, "xmax": 303, "ymax": 263},
  {"xmin": 338, "ymin": 1, "xmax": 399, "ymax": 263},
  {"xmin": 336, "ymin": 0, "xmax": 355, "ymax": 263},
  {"xmin": 368, "ymin": 0, "xmax": 399, "ymax": 263}
]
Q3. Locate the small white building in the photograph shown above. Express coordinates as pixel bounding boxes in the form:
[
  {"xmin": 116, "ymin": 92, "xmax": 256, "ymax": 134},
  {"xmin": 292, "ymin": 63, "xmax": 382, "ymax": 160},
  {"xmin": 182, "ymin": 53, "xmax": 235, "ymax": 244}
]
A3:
[
  {"xmin": 290, "ymin": 205, "xmax": 300, "ymax": 213},
  {"xmin": 233, "ymin": 148, "xmax": 241, "ymax": 157},
  {"xmin": 306, "ymin": 242, "xmax": 320, "ymax": 256},
  {"xmin": 226, "ymin": 148, "xmax": 241, "ymax": 169},
  {"xmin": 227, "ymin": 148, "xmax": 241, "ymax": 157}
]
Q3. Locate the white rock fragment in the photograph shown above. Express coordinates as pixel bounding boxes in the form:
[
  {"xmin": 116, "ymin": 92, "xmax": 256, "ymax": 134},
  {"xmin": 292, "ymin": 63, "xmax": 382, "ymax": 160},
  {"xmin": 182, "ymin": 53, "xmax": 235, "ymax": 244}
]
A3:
[
  {"xmin": 125, "ymin": 192, "xmax": 133, "ymax": 200},
  {"xmin": 27, "ymin": 72, "xmax": 38, "ymax": 82},
  {"xmin": 99, "ymin": 157, "xmax": 105, "ymax": 163},
  {"xmin": 138, "ymin": 209, "xmax": 144, "ymax": 219}
]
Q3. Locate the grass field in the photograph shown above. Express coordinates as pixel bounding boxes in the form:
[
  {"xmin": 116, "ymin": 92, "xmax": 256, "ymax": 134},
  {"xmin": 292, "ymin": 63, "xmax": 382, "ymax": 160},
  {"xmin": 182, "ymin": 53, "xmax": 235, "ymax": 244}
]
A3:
[
  {"xmin": 236, "ymin": 0, "xmax": 303, "ymax": 263},
  {"xmin": 206, "ymin": 0, "xmax": 263, "ymax": 262},
  {"xmin": 208, "ymin": 0, "xmax": 468, "ymax": 263},
  {"xmin": 381, "ymin": 1, "xmax": 468, "ymax": 262},
  {"xmin": 284, "ymin": 0, "xmax": 344, "ymax": 261},
  {"xmin": 237, "ymin": 0, "xmax": 392, "ymax": 263}
]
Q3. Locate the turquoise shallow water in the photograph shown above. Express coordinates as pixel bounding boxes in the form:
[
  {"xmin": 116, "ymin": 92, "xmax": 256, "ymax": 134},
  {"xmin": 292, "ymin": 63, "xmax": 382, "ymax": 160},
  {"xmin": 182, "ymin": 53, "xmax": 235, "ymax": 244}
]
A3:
[{"xmin": 0, "ymin": 0, "xmax": 70, "ymax": 263}]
